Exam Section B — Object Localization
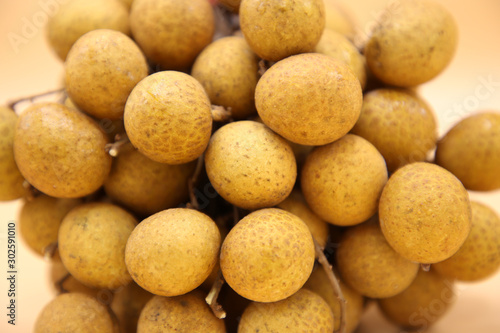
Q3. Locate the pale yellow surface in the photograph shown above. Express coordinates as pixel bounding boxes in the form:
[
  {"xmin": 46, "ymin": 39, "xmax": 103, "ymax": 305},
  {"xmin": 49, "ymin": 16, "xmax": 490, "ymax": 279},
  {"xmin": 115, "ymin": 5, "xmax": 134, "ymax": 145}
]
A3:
[{"xmin": 0, "ymin": 0, "xmax": 499, "ymax": 332}]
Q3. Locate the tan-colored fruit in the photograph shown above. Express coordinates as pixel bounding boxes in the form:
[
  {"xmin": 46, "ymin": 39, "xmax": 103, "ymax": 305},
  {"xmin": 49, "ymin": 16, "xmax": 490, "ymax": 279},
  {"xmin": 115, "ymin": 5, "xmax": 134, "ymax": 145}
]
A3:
[
  {"xmin": 205, "ymin": 121, "xmax": 296, "ymax": 210},
  {"xmin": 239, "ymin": 0, "xmax": 325, "ymax": 61},
  {"xmin": 0, "ymin": 106, "xmax": 25, "ymax": 200},
  {"xmin": 303, "ymin": 267, "xmax": 364, "ymax": 333},
  {"xmin": 434, "ymin": 201, "xmax": 500, "ymax": 282},
  {"xmin": 379, "ymin": 162, "xmax": 472, "ymax": 264},
  {"xmin": 336, "ymin": 218, "xmax": 419, "ymax": 298},
  {"xmin": 220, "ymin": 208, "xmax": 315, "ymax": 302},
  {"xmin": 277, "ymin": 190, "xmax": 329, "ymax": 248},
  {"xmin": 351, "ymin": 88, "xmax": 437, "ymax": 172},
  {"xmin": 315, "ymin": 29, "xmax": 367, "ymax": 89},
  {"xmin": 238, "ymin": 289, "xmax": 334, "ymax": 333},
  {"xmin": 125, "ymin": 208, "xmax": 221, "ymax": 296},
  {"xmin": 435, "ymin": 112, "xmax": 500, "ymax": 191},
  {"xmin": 47, "ymin": 0, "xmax": 130, "ymax": 60},
  {"xmin": 324, "ymin": 0, "xmax": 356, "ymax": 39},
  {"xmin": 34, "ymin": 293, "xmax": 119, "ymax": 333},
  {"xmin": 137, "ymin": 291, "xmax": 225, "ymax": 332},
  {"xmin": 378, "ymin": 270, "xmax": 456, "ymax": 330},
  {"xmin": 364, "ymin": 0, "xmax": 458, "ymax": 87},
  {"xmin": 124, "ymin": 71, "xmax": 212, "ymax": 165},
  {"xmin": 256, "ymin": 53, "xmax": 362, "ymax": 145},
  {"xmin": 130, "ymin": 0, "xmax": 214, "ymax": 70},
  {"xmin": 65, "ymin": 29, "xmax": 149, "ymax": 120},
  {"xmin": 14, "ymin": 103, "xmax": 112, "ymax": 198},
  {"xmin": 19, "ymin": 195, "xmax": 81, "ymax": 258},
  {"xmin": 301, "ymin": 134, "xmax": 388, "ymax": 226},
  {"xmin": 104, "ymin": 143, "xmax": 195, "ymax": 216},
  {"xmin": 111, "ymin": 282, "xmax": 154, "ymax": 333},
  {"xmin": 191, "ymin": 36, "xmax": 259, "ymax": 119}
]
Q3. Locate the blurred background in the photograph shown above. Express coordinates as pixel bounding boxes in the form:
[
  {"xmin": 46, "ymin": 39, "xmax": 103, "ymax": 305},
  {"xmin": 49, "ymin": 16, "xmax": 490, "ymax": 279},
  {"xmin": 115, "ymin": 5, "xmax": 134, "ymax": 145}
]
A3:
[{"xmin": 0, "ymin": 0, "xmax": 499, "ymax": 332}]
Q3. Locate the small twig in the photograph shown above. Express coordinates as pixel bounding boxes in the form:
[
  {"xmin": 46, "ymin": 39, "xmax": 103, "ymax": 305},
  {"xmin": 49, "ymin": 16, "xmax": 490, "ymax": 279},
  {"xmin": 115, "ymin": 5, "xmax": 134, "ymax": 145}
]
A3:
[
  {"xmin": 56, "ymin": 273, "xmax": 71, "ymax": 294},
  {"xmin": 314, "ymin": 238, "xmax": 346, "ymax": 333},
  {"xmin": 104, "ymin": 133, "xmax": 129, "ymax": 157},
  {"xmin": 7, "ymin": 88, "xmax": 65, "ymax": 112},
  {"xmin": 22, "ymin": 180, "xmax": 39, "ymax": 201},
  {"xmin": 421, "ymin": 263, "xmax": 431, "ymax": 272},
  {"xmin": 211, "ymin": 105, "xmax": 233, "ymax": 122},
  {"xmin": 205, "ymin": 270, "xmax": 226, "ymax": 319},
  {"xmin": 187, "ymin": 155, "xmax": 205, "ymax": 210},
  {"xmin": 258, "ymin": 59, "xmax": 270, "ymax": 76},
  {"xmin": 43, "ymin": 242, "xmax": 59, "ymax": 261}
]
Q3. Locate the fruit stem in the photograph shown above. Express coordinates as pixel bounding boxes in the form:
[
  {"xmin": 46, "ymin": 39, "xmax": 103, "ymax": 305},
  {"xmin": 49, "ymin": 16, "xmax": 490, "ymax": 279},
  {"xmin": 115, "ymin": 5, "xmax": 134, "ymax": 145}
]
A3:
[
  {"xmin": 205, "ymin": 270, "xmax": 227, "ymax": 319},
  {"xmin": 7, "ymin": 88, "xmax": 65, "ymax": 112},
  {"xmin": 187, "ymin": 155, "xmax": 205, "ymax": 210},
  {"xmin": 258, "ymin": 59, "xmax": 270, "ymax": 76},
  {"xmin": 104, "ymin": 133, "xmax": 129, "ymax": 157},
  {"xmin": 55, "ymin": 273, "xmax": 71, "ymax": 294},
  {"xmin": 314, "ymin": 238, "xmax": 347, "ymax": 333},
  {"xmin": 421, "ymin": 263, "xmax": 431, "ymax": 272},
  {"xmin": 43, "ymin": 242, "xmax": 58, "ymax": 261},
  {"xmin": 211, "ymin": 105, "xmax": 233, "ymax": 122}
]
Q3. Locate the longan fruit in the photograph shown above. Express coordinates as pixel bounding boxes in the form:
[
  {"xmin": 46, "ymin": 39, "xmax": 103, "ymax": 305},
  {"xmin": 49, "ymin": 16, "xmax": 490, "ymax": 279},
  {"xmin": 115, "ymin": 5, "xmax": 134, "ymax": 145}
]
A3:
[
  {"xmin": 104, "ymin": 143, "xmax": 196, "ymax": 216},
  {"xmin": 124, "ymin": 71, "xmax": 212, "ymax": 165},
  {"xmin": 0, "ymin": 106, "xmax": 26, "ymax": 201},
  {"xmin": 19, "ymin": 195, "xmax": 81, "ymax": 258},
  {"xmin": 336, "ymin": 218, "xmax": 419, "ymax": 298},
  {"xmin": 191, "ymin": 36, "xmax": 259, "ymax": 119},
  {"xmin": 220, "ymin": 208, "xmax": 315, "ymax": 303},
  {"xmin": 130, "ymin": 0, "xmax": 214, "ymax": 70},
  {"xmin": 58, "ymin": 203, "xmax": 138, "ymax": 290},
  {"xmin": 324, "ymin": 0, "xmax": 357, "ymax": 39},
  {"xmin": 65, "ymin": 29, "xmax": 149, "ymax": 120},
  {"xmin": 301, "ymin": 134, "xmax": 388, "ymax": 226},
  {"xmin": 277, "ymin": 190, "xmax": 329, "ymax": 248},
  {"xmin": 238, "ymin": 289, "xmax": 334, "ymax": 333},
  {"xmin": 434, "ymin": 201, "xmax": 500, "ymax": 282},
  {"xmin": 378, "ymin": 269, "xmax": 456, "ymax": 330},
  {"xmin": 125, "ymin": 208, "xmax": 221, "ymax": 296},
  {"xmin": 137, "ymin": 291, "xmax": 225, "ymax": 332},
  {"xmin": 351, "ymin": 88, "xmax": 438, "ymax": 172},
  {"xmin": 34, "ymin": 293, "xmax": 119, "ymax": 333},
  {"xmin": 379, "ymin": 162, "xmax": 472, "ymax": 264},
  {"xmin": 14, "ymin": 103, "xmax": 112, "ymax": 198},
  {"xmin": 111, "ymin": 282, "xmax": 154, "ymax": 333},
  {"xmin": 205, "ymin": 121, "xmax": 296, "ymax": 210},
  {"xmin": 240, "ymin": 0, "xmax": 325, "ymax": 62},
  {"xmin": 303, "ymin": 266, "xmax": 364, "ymax": 333},
  {"xmin": 47, "ymin": 0, "xmax": 130, "ymax": 60},
  {"xmin": 255, "ymin": 53, "xmax": 362, "ymax": 145},
  {"xmin": 435, "ymin": 112, "xmax": 500, "ymax": 191},
  {"xmin": 364, "ymin": 0, "xmax": 458, "ymax": 87},
  {"xmin": 315, "ymin": 29, "xmax": 367, "ymax": 89}
]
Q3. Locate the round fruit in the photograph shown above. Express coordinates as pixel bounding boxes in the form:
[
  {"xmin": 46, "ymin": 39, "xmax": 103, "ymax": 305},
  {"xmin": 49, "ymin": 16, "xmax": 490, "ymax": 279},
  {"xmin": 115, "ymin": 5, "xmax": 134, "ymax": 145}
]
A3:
[
  {"xmin": 379, "ymin": 162, "xmax": 472, "ymax": 263},
  {"xmin": 301, "ymin": 134, "xmax": 388, "ymax": 226},
  {"xmin": 220, "ymin": 208, "xmax": 315, "ymax": 302},
  {"xmin": 124, "ymin": 71, "xmax": 212, "ymax": 165},
  {"xmin": 14, "ymin": 102, "xmax": 112, "ymax": 198},
  {"xmin": 111, "ymin": 282, "xmax": 154, "ymax": 333},
  {"xmin": 255, "ymin": 53, "xmax": 362, "ymax": 145},
  {"xmin": 125, "ymin": 208, "xmax": 221, "ymax": 296},
  {"xmin": 435, "ymin": 112, "xmax": 500, "ymax": 191}
]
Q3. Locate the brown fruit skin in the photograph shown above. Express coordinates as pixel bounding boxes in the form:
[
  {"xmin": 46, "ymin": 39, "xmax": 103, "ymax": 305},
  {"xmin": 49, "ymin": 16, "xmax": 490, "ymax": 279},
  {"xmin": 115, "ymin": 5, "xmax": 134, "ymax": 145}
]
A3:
[
  {"xmin": 104, "ymin": 143, "xmax": 196, "ymax": 216},
  {"xmin": 19, "ymin": 195, "xmax": 81, "ymax": 258},
  {"xmin": 14, "ymin": 103, "xmax": 112, "ymax": 198},
  {"xmin": 301, "ymin": 134, "xmax": 388, "ymax": 226},
  {"xmin": 303, "ymin": 267, "xmax": 364, "ymax": 333},
  {"xmin": 256, "ymin": 53, "xmax": 363, "ymax": 145},
  {"xmin": 351, "ymin": 88, "xmax": 438, "ymax": 172},
  {"xmin": 434, "ymin": 201, "xmax": 500, "ymax": 282},
  {"xmin": 364, "ymin": 0, "xmax": 458, "ymax": 87},
  {"xmin": 58, "ymin": 203, "xmax": 138, "ymax": 290},
  {"xmin": 191, "ymin": 36, "xmax": 259, "ymax": 119},
  {"xmin": 111, "ymin": 282, "xmax": 154, "ymax": 333},
  {"xmin": 130, "ymin": 0, "xmax": 214, "ymax": 70},
  {"xmin": 0, "ymin": 106, "xmax": 26, "ymax": 201},
  {"xmin": 47, "ymin": 0, "xmax": 130, "ymax": 61},
  {"xmin": 435, "ymin": 112, "xmax": 500, "ymax": 191},
  {"xmin": 35, "ymin": 293, "xmax": 119, "ymax": 333},
  {"xmin": 378, "ymin": 269, "xmax": 456, "ymax": 330},
  {"xmin": 220, "ymin": 208, "xmax": 315, "ymax": 303},
  {"xmin": 205, "ymin": 121, "xmax": 296, "ymax": 210},
  {"xmin": 238, "ymin": 289, "xmax": 334, "ymax": 333},
  {"xmin": 239, "ymin": 0, "xmax": 325, "ymax": 62},
  {"xmin": 65, "ymin": 29, "xmax": 149, "ymax": 120},
  {"xmin": 125, "ymin": 208, "xmax": 221, "ymax": 297},
  {"xmin": 336, "ymin": 218, "xmax": 419, "ymax": 298},
  {"xmin": 379, "ymin": 162, "xmax": 472, "ymax": 264},
  {"xmin": 124, "ymin": 71, "xmax": 213, "ymax": 165},
  {"xmin": 137, "ymin": 291, "xmax": 225, "ymax": 333}
]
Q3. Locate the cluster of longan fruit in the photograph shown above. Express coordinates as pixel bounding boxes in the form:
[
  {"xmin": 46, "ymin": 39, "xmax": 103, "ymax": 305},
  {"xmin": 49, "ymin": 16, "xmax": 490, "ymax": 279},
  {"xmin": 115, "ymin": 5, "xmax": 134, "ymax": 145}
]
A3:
[{"xmin": 1, "ymin": 0, "xmax": 499, "ymax": 332}]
